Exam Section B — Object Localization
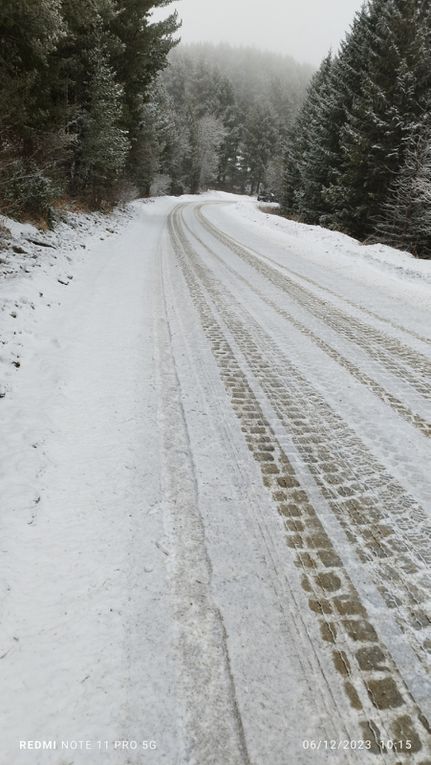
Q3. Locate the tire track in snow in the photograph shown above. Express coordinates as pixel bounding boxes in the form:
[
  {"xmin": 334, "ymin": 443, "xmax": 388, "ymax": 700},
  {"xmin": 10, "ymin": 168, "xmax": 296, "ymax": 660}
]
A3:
[
  {"xmin": 169, "ymin": 205, "xmax": 431, "ymax": 762},
  {"xmin": 180, "ymin": 210, "xmax": 431, "ymax": 439},
  {"xmin": 208, "ymin": 204, "xmax": 431, "ymax": 348},
  {"xmin": 196, "ymin": 206, "xmax": 431, "ymax": 402},
  {"xmin": 162, "ymin": 228, "xmax": 360, "ymax": 763},
  {"xmin": 174, "ymin": 204, "xmax": 431, "ymax": 683}
]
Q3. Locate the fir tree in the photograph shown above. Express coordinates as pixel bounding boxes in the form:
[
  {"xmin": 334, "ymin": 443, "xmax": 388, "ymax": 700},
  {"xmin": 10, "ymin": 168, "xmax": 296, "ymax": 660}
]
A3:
[
  {"xmin": 75, "ymin": 46, "xmax": 129, "ymax": 206},
  {"xmin": 111, "ymin": 0, "xmax": 180, "ymax": 188},
  {"xmin": 218, "ymin": 104, "xmax": 243, "ymax": 190},
  {"xmin": 242, "ymin": 103, "xmax": 278, "ymax": 194},
  {"xmin": 0, "ymin": 0, "xmax": 66, "ymax": 215},
  {"xmin": 328, "ymin": 0, "xmax": 431, "ymax": 237},
  {"xmin": 283, "ymin": 54, "xmax": 333, "ymax": 220},
  {"xmin": 377, "ymin": 126, "xmax": 431, "ymax": 257},
  {"xmin": 294, "ymin": 54, "xmax": 334, "ymax": 222}
]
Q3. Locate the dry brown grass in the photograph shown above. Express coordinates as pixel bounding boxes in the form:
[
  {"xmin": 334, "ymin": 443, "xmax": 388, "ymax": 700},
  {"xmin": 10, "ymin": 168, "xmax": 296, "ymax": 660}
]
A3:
[
  {"xmin": 0, "ymin": 221, "xmax": 12, "ymax": 239},
  {"xmin": 258, "ymin": 204, "xmax": 304, "ymax": 223}
]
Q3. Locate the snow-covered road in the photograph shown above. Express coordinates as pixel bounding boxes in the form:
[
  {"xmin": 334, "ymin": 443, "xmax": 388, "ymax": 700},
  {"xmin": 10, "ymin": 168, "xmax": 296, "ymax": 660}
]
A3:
[{"xmin": 1, "ymin": 195, "xmax": 430, "ymax": 764}]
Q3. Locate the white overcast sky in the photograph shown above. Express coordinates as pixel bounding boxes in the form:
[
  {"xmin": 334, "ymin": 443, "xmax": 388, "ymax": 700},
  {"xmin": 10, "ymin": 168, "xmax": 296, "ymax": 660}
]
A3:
[{"xmin": 154, "ymin": 0, "xmax": 364, "ymax": 66}]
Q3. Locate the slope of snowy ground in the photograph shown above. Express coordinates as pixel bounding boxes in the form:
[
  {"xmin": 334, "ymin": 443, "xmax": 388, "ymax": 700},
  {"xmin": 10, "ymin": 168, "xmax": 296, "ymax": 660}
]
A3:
[
  {"xmin": 0, "ymin": 193, "xmax": 430, "ymax": 764},
  {"xmin": 0, "ymin": 206, "xmax": 134, "ymax": 397},
  {"xmin": 238, "ymin": 200, "xmax": 431, "ymax": 286}
]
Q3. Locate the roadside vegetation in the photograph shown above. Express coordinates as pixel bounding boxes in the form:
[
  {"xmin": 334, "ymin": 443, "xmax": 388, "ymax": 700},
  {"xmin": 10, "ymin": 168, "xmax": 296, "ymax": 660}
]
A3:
[
  {"xmin": 2, "ymin": 0, "xmax": 431, "ymax": 259},
  {"xmin": 0, "ymin": 0, "xmax": 179, "ymax": 218},
  {"xmin": 283, "ymin": 0, "xmax": 431, "ymax": 258}
]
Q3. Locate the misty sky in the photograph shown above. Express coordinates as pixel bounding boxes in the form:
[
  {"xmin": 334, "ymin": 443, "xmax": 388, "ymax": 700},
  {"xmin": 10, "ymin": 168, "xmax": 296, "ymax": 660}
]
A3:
[{"xmin": 154, "ymin": 0, "xmax": 364, "ymax": 66}]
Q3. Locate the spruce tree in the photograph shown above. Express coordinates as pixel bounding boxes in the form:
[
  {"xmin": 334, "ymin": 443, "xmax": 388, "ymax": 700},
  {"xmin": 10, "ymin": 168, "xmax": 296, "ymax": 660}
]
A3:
[
  {"xmin": 111, "ymin": 0, "xmax": 179, "ymax": 189},
  {"xmin": 283, "ymin": 6, "xmax": 376, "ymax": 226},
  {"xmin": 328, "ymin": 0, "xmax": 431, "ymax": 238},
  {"xmin": 293, "ymin": 53, "xmax": 334, "ymax": 223},
  {"xmin": 377, "ymin": 126, "xmax": 431, "ymax": 257},
  {"xmin": 317, "ymin": 6, "xmax": 374, "ymax": 227},
  {"xmin": 0, "ymin": 0, "xmax": 66, "ymax": 215},
  {"xmin": 283, "ymin": 54, "xmax": 333, "ymax": 220},
  {"xmin": 242, "ymin": 102, "xmax": 278, "ymax": 194},
  {"xmin": 75, "ymin": 45, "xmax": 129, "ymax": 206}
]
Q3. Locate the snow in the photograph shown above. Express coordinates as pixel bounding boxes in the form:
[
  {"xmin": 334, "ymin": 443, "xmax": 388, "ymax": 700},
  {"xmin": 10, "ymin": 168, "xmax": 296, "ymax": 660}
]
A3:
[
  {"xmin": 0, "ymin": 200, "xmax": 179, "ymax": 763},
  {"xmin": 0, "ymin": 214, "xmax": 39, "ymax": 240},
  {"xmin": 241, "ymin": 200, "xmax": 431, "ymax": 285},
  {"xmin": 217, "ymin": 197, "xmax": 431, "ymax": 341},
  {"xmin": 1, "ymin": 193, "xmax": 430, "ymax": 764}
]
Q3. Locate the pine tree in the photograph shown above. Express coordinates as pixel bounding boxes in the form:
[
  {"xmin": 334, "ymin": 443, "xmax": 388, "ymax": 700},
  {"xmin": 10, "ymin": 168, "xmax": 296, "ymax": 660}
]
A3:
[
  {"xmin": 0, "ymin": 0, "xmax": 66, "ymax": 215},
  {"xmin": 317, "ymin": 6, "xmax": 374, "ymax": 227},
  {"xmin": 76, "ymin": 46, "xmax": 129, "ymax": 206},
  {"xmin": 242, "ymin": 102, "xmax": 278, "ymax": 194},
  {"xmin": 377, "ymin": 126, "xmax": 431, "ymax": 257},
  {"xmin": 283, "ymin": 54, "xmax": 333, "ymax": 220},
  {"xmin": 0, "ymin": 0, "xmax": 64, "ymax": 134},
  {"xmin": 0, "ymin": 0, "xmax": 180, "ymax": 216},
  {"xmin": 293, "ymin": 54, "xmax": 334, "ymax": 222},
  {"xmin": 327, "ymin": 0, "xmax": 431, "ymax": 238},
  {"xmin": 111, "ymin": 0, "xmax": 180, "ymax": 188}
]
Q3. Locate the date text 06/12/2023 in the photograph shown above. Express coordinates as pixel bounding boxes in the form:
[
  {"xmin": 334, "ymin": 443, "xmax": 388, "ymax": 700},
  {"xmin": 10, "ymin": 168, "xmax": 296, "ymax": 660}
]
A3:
[{"xmin": 302, "ymin": 740, "xmax": 413, "ymax": 752}]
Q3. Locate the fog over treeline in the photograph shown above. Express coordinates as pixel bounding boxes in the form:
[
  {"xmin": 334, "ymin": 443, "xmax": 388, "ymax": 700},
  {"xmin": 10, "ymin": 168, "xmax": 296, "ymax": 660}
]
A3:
[
  {"xmin": 0, "ymin": 0, "xmax": 312, "ymax": 220},
  {"xmin": 151, "ymin": 43, "xmax": 312, "ymax": 196},
  {"xmin": 154, "ymin": 0, "xmax": 364, "ymax": 67},
  {"xmin": 1, "ymin": 0, "xmax": 430, "ymax": 258}
]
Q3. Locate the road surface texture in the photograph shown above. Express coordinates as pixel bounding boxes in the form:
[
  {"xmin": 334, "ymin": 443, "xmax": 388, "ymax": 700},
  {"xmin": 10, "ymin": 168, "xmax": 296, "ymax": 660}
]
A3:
[{"xmin": 1, "ymin": 195, "xmax": 430, "ymax": 764}]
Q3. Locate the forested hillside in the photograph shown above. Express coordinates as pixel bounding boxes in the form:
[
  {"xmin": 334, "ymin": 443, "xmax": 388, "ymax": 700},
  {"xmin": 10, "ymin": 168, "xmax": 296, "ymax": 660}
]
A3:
[
  {"xmin": 0, "ymin": 0, "xmax": 179, "ymax": 219},
  {"xmin": 151, "ymin": 44, "xmax": 312, "ymax": 196},
  {"xmin": 0, "ymin": 8, "xmax": 312, "ymax": 222},
  {"xmin": 284, "ymin": 0, "xmax": 431, "ymax": 258},
  {"xmin": 3, "ymin": 0, "xmax": 430, "ymax": 260}
]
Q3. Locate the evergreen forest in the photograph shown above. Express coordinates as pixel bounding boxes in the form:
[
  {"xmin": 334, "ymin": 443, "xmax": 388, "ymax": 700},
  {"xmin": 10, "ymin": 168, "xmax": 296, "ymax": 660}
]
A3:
[
  {"xmin": 1, "ymin": 0, "xmax": 431, "ymax": 257},
  {"xmin": 284, "ymin": 0, "xmax": 431, "ymax": 257}
]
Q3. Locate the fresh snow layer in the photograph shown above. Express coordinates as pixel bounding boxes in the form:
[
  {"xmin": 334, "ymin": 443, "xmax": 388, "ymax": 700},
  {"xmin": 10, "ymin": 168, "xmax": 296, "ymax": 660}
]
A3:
[
  {"xmin": 0, "ymin": 199, "xmax": 179, "ymax": 763},
  {"xmin": 1, "ymin": 193, "xmax": 430, "ymax": 764},
  {"xmin": 239, "ymin": 200, "xmax": 431, "ymax": 284}
]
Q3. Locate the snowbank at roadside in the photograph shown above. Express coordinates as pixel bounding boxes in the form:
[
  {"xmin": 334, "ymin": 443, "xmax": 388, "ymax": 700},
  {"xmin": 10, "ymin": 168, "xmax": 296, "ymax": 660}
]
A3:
[
  {"xmin": 0, "ymin": 206, "xmax": 135, "ymax": 400},
  {"xmin": 231, "ymin": 197, "xmax": 431, "ymax": 285},
  {"xmin": 0, "ymin": 196, "xmax": 180, "ymax": 763},
  {"xmin": 0, "ymin": 208, "xmax": 134, "ymax": 282},
  {"xmin": 4, "ymin": 188, "xmax": 429, "ymax": 408},
  {"xmin": 0, "ymin": 191, "xmax": 233, "ymax": 401}
]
